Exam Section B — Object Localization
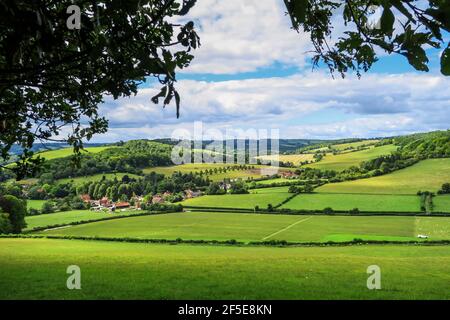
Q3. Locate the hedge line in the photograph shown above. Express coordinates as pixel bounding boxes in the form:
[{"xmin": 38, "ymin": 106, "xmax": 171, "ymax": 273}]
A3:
[
  {"xmin": 182, "ymin": 206, "xmax": 450, "ymax": 216},
  {"xmin": 1, "ymin": 234, "xmax": 450, "ymax": 247}
]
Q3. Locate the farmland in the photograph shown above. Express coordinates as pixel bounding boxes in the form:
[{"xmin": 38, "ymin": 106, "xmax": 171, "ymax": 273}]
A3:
[
  {"xmin": 182, "ymin": 186, "xmax": 291, "ymax": 209},
  {"xmin": 24, "ymin": 210, "xmax": 140, "ymax": 231},
  {"xmin": 280, "ymin": 193, "xmax": 421, "ymax": 212},
  {"xmin": 33, "ymin": 146, "xmax": 116, "ymax": 161},
  {"xmin": 256, "ymin": 153, "xmax": 315, "ymax": 165},
  {"xmin": 35, "ymin": 211, "xmax": 450, "ymax": 242},
  {"xmin": 305, "ymin": 144, "xmax": 398, "ymax": 171},
  {"xmin": 0, "ymin": 238, "xmax": 449, "ymax": 299},
  {"xmin": 317, "ymin": 159, "xmax": 450, "ymax": 194},
  {"xmin": 58, "ymin": 173, "xmax": 142, "ymax": 185},
  {"xmin": 434, "ymin": 196, "xmax": 450, "ymax": 213}
]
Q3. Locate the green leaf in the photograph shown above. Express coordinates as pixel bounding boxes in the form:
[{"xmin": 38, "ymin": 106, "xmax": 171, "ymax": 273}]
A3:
[
  {"xmin": 380, "ymin": 7, "xmax": 395, "ymax": 35},
  {"xmin": 441, "ymin": 43, "xmax": 450, "ymax": 76}
]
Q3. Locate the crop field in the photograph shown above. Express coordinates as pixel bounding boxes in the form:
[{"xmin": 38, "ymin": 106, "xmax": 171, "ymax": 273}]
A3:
[
  {"xmin": 0, "ymin": 238, "xmax": 449, "ymax": 299},
  {"xmin": 33, "ymin": 146, "xmax": 115, "ymax": 160},
  {"xmin": 25, "ymin": 210, "xmax": 140, "ymax": 231},
  {"xmin": 182, "ymin": 186, "xmax": 291, "ymax": 209},
  {"xmin": 281, "ymin": 193, "xmax": 421, "ymax": 212},
  {"xmin": 256, "ymin": 153, "xmax": 315, "ymax": 165},
  {"xmin": 434, "ymin": 195, "xmax": 450, "ymax": 213},
  {"xmin": 34, "ymin": 211, "xmax": 450, "ymax": 242},
  {"xmin": 26, "ymin": 200, "xmax": 47, "ymax": 210},
  {"xmin": 331, "ymin": 140, "xmax": 380, "ymax": 151},
  {"xmin": 317, "ymin": 159, "xmax": 450, "ymax": 194},
  {"xmin": 58, "ymin": 172, "xmax": 142, "ymax": 185},
  {"xmin": 305, "ymin": 144, "xmax": 397, "ymax": 171},
  {"xmin": 143, "ymin": 163, "xmax": 243, "ymax": 175}
]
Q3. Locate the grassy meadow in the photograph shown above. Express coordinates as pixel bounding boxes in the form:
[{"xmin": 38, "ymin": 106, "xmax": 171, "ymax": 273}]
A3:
[
  {"xmin": 26, "ymin": 200, "xmax": 47, "ymax": 210},
  {"xmin": 25, "ymin": 210, "xmax": 140, "ymax": 231},
  {"xmin": 317, "ymin": 159, "xmax": 450, "ymax": 194},
  {"xmin": 433, "ymin": 195, "xmax": 450, "ymax": 213},
  {"xmin": 35, "ymin": 211, "xmax": 450, "ymax": 242},
  {"xmin": 58, "ymin": 172, "xmax": 142, "ymax": 185},
  {"xmin": 0, "ymin": 238, "xmax": 449, "ymax": 299},
  {"xmin": 182, "ymin": 186, "xmax": 291, "ymax": 209},
  {"xmin": 305, "ymin": 144, "xmax": 397, "ymax": 171},
  {"xmin": 33, "ymin": 146, "xmax": 115, "ymax": 160},
  {"xmin": 281, "ymin": 193, "xmax": 421, "ymax": 212}
]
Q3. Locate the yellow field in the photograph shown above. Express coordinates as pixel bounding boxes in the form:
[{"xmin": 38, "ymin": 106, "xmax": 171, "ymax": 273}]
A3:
[{"xmin": 256, "ymin": 153, "xmax": 315, "ymax": 164}]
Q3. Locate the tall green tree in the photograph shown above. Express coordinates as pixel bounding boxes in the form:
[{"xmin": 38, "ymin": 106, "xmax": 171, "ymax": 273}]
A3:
[
  {"xmin": 0, "ymin": 195, "xmax": 27, "ymax": 233},
  {"xmin": 0, "ymin": 0, "xmax": 199, "ymax": 179}
]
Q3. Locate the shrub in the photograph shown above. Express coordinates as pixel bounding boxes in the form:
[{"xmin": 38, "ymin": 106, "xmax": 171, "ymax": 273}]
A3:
[
  {"xmin": 323, "ymin": 207, "xmax": 334, "ymax": 214},
  {"xmin": 349, "ymin": 208, "xmax": 360, "ymax": 214}
]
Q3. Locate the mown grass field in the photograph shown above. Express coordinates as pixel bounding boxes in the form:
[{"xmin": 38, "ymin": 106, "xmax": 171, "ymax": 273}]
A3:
[
  {"xmin": 305, "ymin": 144, "xmax": 397, "ymax": 171},
  {"xmin": 434, "ymin": 195, "xmax": 450, "ymax": 213},
  {"xmin": 35, "ymin": 211, "xmax": 450, "ymax": 242},
  {"xmin": 25, "ymin": 210, "xmax": 140, "ymax": 231},
  {"xmin": 331, "ymin": 140, "xmax": 380, "ymax": 151},
  {"xmin": 58, "ymin": 172, "xmax": 142, "ymax": 185},
  {"xmin": 317, "ymin": 159, "xmax": 450, "ymax": 194},
  {"xmin": 281, "ymin": 193, "xmax": 421, "ymax": 212},
  {"xmin": 256, "ymin": 153, "xmax": 315, "ymax": 165},
  {"xmin": 33, "ymin": 146, "xmax": 115, "ymax": 160},
  {"xmin": 182, "ymin": 186, "xmax": 291, "ymax": 209},
  {"xmin": 254, "ymin": 177, "xmax": 294, "ymax": 185},
  {"xmin": 0, "ymin": 238, "xmax": 449, "ymax": 299}
]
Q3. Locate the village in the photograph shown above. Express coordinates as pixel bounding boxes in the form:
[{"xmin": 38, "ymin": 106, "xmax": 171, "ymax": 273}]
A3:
[{"xmin": 81, "ymin": 189, "xmax": 202, "ymax": 213}]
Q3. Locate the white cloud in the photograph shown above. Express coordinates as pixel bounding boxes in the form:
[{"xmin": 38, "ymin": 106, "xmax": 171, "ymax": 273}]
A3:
[
  {"xmin": 175, "ymin": 0, "xmax": 312, "ymax": 74},
  {"xmin": 94, "ymin": 72, "xmax": 450, "ymax": 141}
]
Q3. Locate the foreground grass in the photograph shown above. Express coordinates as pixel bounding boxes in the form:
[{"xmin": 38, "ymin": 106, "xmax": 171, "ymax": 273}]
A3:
[
  {"xmin": 25, "ymin": 210, "xmax": 140, "ymax": 231},
  {"xmin": 182, "ymin": 186, "xmax": 291, "ymax": 209},
  {"xmin": 281, "ymin": 193, "xmax": 421, "ymax": 212},
  {"xmin": 35, "ymin": 212, "xmax": 450, "ymax": 242},
  {"xmin": 305, "ymin": 144, "xmax": 397, "ymax": 171},
  {"xmin": 317, "ymin": 159, "xmax": 450, "ymax": 194},
  {"xmin": 0, "ymin": 238, "xmax": 448, "ymax": 299}
]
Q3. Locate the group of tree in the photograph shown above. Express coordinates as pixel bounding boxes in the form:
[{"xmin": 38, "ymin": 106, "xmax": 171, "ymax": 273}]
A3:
[{"xmin": 0, "ymin": 195, "xmax": 27, "ymax": 234}]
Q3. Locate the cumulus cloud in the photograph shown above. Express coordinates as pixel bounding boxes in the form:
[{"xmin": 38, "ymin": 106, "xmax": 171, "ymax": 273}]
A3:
[
  {"xmin": 175, "ymin": 0, "xmax": 312, "ymax": 74},
  {"xmin": 94, "ymin": 72, "xmax": 450, "ymax": 141}
]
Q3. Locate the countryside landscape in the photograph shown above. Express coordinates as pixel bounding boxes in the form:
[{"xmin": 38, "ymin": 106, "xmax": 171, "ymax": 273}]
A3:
[{"xmin": 0, "ymin": 130, "xmax": 449, "ymax": 299}]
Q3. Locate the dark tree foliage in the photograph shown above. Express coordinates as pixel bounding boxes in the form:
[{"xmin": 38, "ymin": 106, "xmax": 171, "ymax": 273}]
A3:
[
  {"xmin": 0, "ymin": 195, "xmax": 27, "ymax": 233},
  {"xmin": 284, "ymin": 0, "xmax": 450, "ymax": 77},
  {"xmin": 0, "ymin": 0, "xmax": 199, "ymax": 179}
]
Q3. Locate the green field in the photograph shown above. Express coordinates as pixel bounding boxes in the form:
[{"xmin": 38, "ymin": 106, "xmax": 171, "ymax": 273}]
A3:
[
  {"xmin": 58, "ymin": 172, "xmax": 142, "ymax": 185},
  {"xmin": 254, "ymin": 178, "xmax": 294, "ymax": 185},
  {"xmin": 434, "ymin": 195, "xmax": 450, "ymax": 213},
  {"xmin": 305, "ymin": 144, "xmax": 397, "ymax": 171},
  {"xmin": 331, "ymin": 140, "xmax": 380, "ymax": 151},
  {"xmin": 25, "ymin": 210, "xmax": 140, "ymax": 230},
  {"xmin": 281, "ymin": 193, "xmax": 421, "ymax": 212},
  {"xmin": 182, "ymin": 187, "xmax": 291, "ymax": 209},
  {"xmin": 0, "ymin": 238, "xmax": 449, "ymax": 299},
  {"xmin": 317, "ymin": 159, "xmax": 450, "ymax": 194},
  {"xmin": 35, "ymin": 211, "xmax": 450, "ymax": 242},
  {"xmin": 26, "ymin": 200, "xmax": 47, "ymax": 210},
  {"xmin": 33, "ymin": 146, "xmax": 115, "ymax": 160}
]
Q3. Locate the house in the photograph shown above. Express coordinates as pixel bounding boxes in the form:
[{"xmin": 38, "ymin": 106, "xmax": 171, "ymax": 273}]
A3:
[
  {"xmin": 280, "ymin": 171, "xmax": 298, "ymax": 178},
  {"xmin": 184, "ymin": 189, "xmax": 202, "ymax": 199},
  {"xmin": 80, "ymin": 194, "xmax": 91, "ymax": 203},
  {"xmin": 162, "ymin": 191, "xmax": 173, "ymax": 199},
  {"xmin": 115, "ymin": 202, "xmax": 130, "ymax": 209},
  {"xmin": 151, "ymin": 195, "xmax": 164, "ymax": 204},
  {"xmin": 99, "ymin": 197, "xmax": 110, "ymax": 207}
]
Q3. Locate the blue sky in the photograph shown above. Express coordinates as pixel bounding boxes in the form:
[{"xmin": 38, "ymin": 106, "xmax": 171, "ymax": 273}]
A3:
[{"xmin": 95, "ymin": 0, "xmax": 449, "ymax": 142}]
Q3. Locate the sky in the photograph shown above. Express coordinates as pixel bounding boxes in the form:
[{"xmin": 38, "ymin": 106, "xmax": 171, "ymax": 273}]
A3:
[{"xmin": 94, "ymin": 0, "xmax": 450, "ymax": 142}]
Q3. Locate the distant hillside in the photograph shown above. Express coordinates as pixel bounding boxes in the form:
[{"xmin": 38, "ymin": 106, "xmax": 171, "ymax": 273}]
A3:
[{"xmin": 394, "ymin": 130, "xmax": 450, "ymax": 158}]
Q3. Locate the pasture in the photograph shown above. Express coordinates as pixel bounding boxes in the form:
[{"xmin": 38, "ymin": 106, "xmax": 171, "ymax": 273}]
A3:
[
  {"xmin": 58, "ymin": 172, "xmax": 142, "ymax": 185},
  {"xmin": 0, "ymin": 238, "xmax": 449, "ymax": 299},
  {"xmin": 305, "ymin": 144, "xmax": 397, "ymax": 171},
  {"xmin": 33, "ymin": 146, "xmax": 115, "ymax": 160},
  {"xmin": 317, "ymin": 159, "xmax": 450, "ymax": 194},
  {"xmin": 281, "ymin": 193, "xmax": 420, "ymax": 212},
  {"xmin": 434, "ymin": 195, "xmax": 450, "ymax": 213},
  {"xmin": 26, "ymin": 199, "xmax": 47, "ymax": 210},
  {"xmin": 35, "ymin": 211, "xmax": 450, "ymax": 242},
  {"xmin": 25, "ymin": 210, "xmax": 140, "ymax": 231},
  {"xmin": 182, "ymin": 186, "xmax": 291, "ymax": 209},
  {"xmin": 331, "ymin": 140, "xmax": 380, "ymax": 151}
]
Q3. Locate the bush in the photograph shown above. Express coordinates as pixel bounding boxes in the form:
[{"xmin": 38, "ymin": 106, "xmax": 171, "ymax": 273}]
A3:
[
  {"xmin": 349, "ymin": 208, "xmax": 360, "ymax": 214},
  {"xmin": 323, "ymin": 207, "xmax": 334, "ymax": 214},
  {"xmin": 0, "ymin": 195, "xmax": 27, "ymax": 233},
  {"xmin": 0, "ymin": 212, "xmax": 13, "ymax": 234},
  {"xmin": 27, "ymin": 208, "xmax": 40, "ymax": 216},
  {"xmin": 41, "ymin": 201, "xmax": 55, "ymax": 214}
]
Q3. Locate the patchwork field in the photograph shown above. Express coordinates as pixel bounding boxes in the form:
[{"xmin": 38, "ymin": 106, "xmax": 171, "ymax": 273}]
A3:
[
  {"xmin": 25, "ymin": 210, "xmax": 139, "ymax": 231},
  {"xmin": 35, "ymin": 211, "xmax": 450, "ymax": 242},
  {"xmin": 256, "ymin": 153, "xmax": 315, "ymax": 165},
  {"xmin": 305, "ymin": 144, "xmax": 398, "ymax": 171},
  {"xmin": 281, "ymin": 193, "xmax": 421, "ymax": 212},
  {"xmin": 182, "ymin": 186, "xmax": 291, "ymax": 208},
  {"xmin": 1, "ymin": 238, "xmax": 449, "ymax": 299},
  {"xmin": 33, "ymin": 146, "xmax": 115, "ymax": 160},
  {"xmin": 331, "ymin": 140, "xmax": 380, "ymax": 151},
  {"xmin": 317, "ymin": 159, "xmax": 450, "ymax": 194},
  {"xmin": 58, "ymin": 172, "xmax": 142, "ymax": 185},
  {"xmin": 434, "ymin": 196, "xmax": 450, "ymax": 213}
]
